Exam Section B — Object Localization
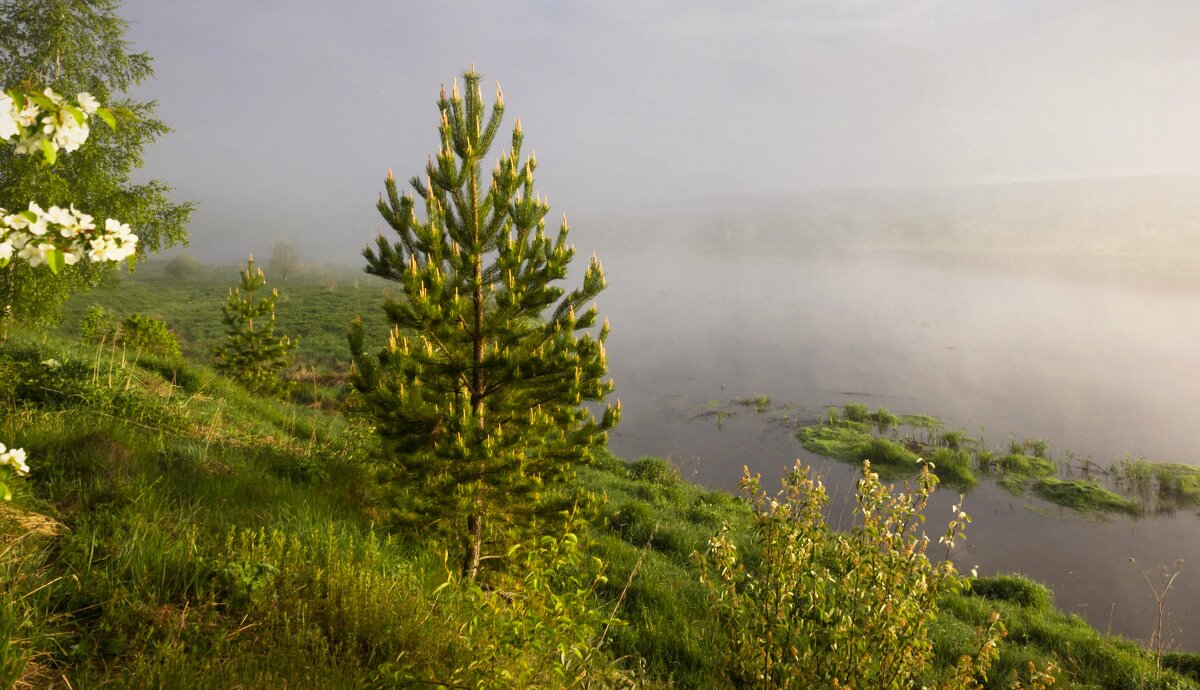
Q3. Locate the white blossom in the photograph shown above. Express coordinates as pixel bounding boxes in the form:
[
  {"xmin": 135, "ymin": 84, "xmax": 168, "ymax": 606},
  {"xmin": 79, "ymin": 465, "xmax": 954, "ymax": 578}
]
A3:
[
  {"xmin": 76, "ymin": 92, "xmax": 100, "ymax": 114},
  {"xmin": 0, "ymin": 444, "xmax": 28, "ymax": 476}
]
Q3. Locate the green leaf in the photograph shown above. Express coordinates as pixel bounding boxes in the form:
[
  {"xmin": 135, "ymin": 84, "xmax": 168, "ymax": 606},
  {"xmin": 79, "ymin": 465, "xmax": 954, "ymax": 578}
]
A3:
[
  {"xmin": 40, "ymin": 139, "xmax": 57, "ymax": 165},
  {"xmin": 29, "ymin": 93, "xmax": 55, "ymax": 110},
  {"xmin": 47, "ymin": 248, "xmax": 65, "ymax": 274},
  {"xmin": 95, "ymin": 107, "xmax": 116, "ymax": 129},
  {"xmin": 0, "ymin": 482, "xmax": 10, "ymax": 502},
  {"xmin": 65, "ymin": 105, "xmax": 85, "ymax": 125}
]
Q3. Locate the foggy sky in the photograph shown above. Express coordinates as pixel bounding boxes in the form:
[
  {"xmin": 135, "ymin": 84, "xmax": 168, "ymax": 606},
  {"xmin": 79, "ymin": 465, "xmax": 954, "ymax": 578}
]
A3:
[{"xmin": 118, "ymin": 0, "xmax": 1200, "ymax": 262}]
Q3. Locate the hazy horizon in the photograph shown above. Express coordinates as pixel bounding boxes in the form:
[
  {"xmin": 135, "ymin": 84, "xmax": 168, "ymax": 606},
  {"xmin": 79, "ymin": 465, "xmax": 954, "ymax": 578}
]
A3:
[{"xmin": 117, "ymin": 0, "xmax": 1200, "ymax": 262}]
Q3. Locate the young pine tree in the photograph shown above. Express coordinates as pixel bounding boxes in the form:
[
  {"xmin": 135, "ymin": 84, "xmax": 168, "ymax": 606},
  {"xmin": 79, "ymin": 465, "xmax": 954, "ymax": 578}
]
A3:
[
  {"xmin": 349, "ymin": 69, "xmax": 619, "ymax": 580},
  {"xmin": 215, "ymin": 256, "xmax": 297, "ymax": 396}
]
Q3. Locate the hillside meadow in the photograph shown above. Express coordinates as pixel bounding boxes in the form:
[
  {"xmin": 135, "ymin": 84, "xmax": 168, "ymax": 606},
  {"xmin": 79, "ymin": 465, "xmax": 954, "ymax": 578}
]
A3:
[{"xmin": 0, "ymin": 260, "xmax": 1188, "ymax": 687}]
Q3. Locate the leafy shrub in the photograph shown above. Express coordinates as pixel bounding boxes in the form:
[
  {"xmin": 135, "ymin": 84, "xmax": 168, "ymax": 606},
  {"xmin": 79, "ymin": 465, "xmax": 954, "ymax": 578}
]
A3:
[
  {"xmin": 163, "ymin": 254, "xmax": 205, "ymax": 280},
  {"xmin": 120, "ymin": 314, "xmax": 181, "ymax": 358},
  {"xmin": 80, "ymin": 304, "xmax": 116, "ymax": 343},
  {"xmin": 698, "ymin": 461, "xmax": 1053, "ymax": 688},
  {"xmin": 216, "ymin": 560, "xmax": 280, "ymax": 610}
]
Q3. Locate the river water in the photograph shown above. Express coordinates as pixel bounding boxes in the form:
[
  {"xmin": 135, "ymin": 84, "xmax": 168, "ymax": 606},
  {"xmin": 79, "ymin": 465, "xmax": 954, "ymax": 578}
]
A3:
[{"xmin": 600, "ymin": 249, "xmax": 1200, "ymax": 650}]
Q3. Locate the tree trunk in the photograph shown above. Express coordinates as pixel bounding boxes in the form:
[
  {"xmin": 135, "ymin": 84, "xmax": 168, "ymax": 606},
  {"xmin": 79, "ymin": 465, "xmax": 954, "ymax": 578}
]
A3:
[{"xmin": 463, "ymin": 512, "xmax": 484, "ymax": 580}]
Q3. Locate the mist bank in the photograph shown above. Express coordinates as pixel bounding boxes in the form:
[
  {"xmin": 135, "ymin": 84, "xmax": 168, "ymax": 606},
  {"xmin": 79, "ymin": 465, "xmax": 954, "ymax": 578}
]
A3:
[
  {"xmin": 178, "ymin": 174, "xmax": 1200, "ymax": 276},
  {"xmin": 578, "ymin": 175, "xmax": 1200, "ymax": 262}
]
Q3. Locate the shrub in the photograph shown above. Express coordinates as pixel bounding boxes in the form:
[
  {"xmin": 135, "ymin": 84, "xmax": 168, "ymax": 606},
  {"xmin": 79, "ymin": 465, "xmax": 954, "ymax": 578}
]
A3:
[
  {"xmin": 120, "ymin": 314, "xmax": 181, "ymax": 358},
  {"xmin": 163, "ymin": 254, "xmax": 205, "ymax": 280},
  {"xmin": 79, "ymin": 304, "xmax": 116, "ymax": 344},
  {"xmin": 698, "ymin": 461, "xmax": 1053, "ymax": 689}
]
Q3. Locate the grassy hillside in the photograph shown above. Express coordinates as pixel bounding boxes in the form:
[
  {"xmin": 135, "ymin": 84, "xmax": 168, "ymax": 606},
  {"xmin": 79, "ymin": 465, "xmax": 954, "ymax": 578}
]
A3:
[
  {"xmin": 55, "ymin": 259, "xmax": 393, "ymax": 373},
  {"xmin": 0, "ymin": 271, "xmax": 1191, "ymax": 687}
]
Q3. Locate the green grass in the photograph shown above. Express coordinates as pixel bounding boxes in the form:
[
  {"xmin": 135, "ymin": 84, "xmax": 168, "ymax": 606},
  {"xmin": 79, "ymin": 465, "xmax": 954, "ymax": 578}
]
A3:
[
  {"xmin": 5, "ymin": 286, "xmax": 1197, "ymax": 688},
  {"xmin": 56, "ymin": 260, "xmax": 393, "ymax": 372},
  {"xmin": 798, "ymin": 422, "xmax": 874, "ymax": 460},
  {"xmin": 900, "ymin": 413, "xmax": 943, "ymax": 429},
  {"xmin": 968, "ymin": 574, "xmax": 1052, "ymax": 610},
  {"xmin": 1033, "ymin": 478, "xmax": 1140, "ymax": 514},
  {"xmin": 1153, "ymin": 463, "xmax": 1200, "ymax": 506},
  {"xmin": 927, "ymin": 447, "xmax": 977, "ymax": 490},
  {"xmin": 998, "ymin": 453, "xmax": 1056, "ymax": 477},
  {"xmin": 800, "ymin": 403, "xmax": 1199, "ymax": 517},
  {"xmin": 799, "ymin": 423, "xmax": 971, "ymax": 486}
]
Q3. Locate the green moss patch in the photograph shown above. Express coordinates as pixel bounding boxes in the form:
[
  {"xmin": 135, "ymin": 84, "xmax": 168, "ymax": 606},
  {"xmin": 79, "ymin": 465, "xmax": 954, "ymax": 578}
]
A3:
[
  {"xmin": 1033, "ymin": 478, "xmax": 1139, "ymax": 514},
  {"xmin": 999, "ymin": 453, "xmax": 1055, "ymax": 477},
  {"xmin": 899, "ymin": 413, "xmax": 943, "ymax": 429},
  {"xmin": 798, "ymin": 423, "xmax": 875, "ymax": 460}
]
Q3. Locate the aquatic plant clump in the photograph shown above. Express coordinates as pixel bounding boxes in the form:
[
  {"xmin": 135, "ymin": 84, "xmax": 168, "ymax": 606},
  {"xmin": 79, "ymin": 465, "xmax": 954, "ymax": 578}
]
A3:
[
  {"xmin": 928, "ymin": 447, "xmax": 977, "ymax": 490},
  {"xmin": 796, "ymin": 404, "xmax": 1200, "ymax": 518},
  {"xmin": 798, "ymin": 423, "xmax": 873, "ymax": 461},
  {"xmin": 1032, "ymin": 478, "xmax": 1139, "ymax": 515}
]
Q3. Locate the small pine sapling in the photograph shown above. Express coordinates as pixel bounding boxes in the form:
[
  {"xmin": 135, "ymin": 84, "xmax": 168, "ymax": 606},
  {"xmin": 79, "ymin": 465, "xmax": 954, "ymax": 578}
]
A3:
[{"xmin": 214, "ymin": 256, "xmax": 297, "ymax": 395}]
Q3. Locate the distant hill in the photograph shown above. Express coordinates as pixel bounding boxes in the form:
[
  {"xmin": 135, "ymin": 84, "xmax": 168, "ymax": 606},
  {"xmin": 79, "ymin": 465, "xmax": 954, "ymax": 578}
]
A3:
[{"xmin": 584, "ymin": 176, "xmax": 1200, "ymax": 258}]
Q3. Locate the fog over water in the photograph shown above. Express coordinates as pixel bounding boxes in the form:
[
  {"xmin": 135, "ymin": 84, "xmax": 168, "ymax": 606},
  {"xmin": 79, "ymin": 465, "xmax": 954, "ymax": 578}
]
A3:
[{"xmin": 600, "ymin": 249, "xmax": 1200, "ymax": 649}]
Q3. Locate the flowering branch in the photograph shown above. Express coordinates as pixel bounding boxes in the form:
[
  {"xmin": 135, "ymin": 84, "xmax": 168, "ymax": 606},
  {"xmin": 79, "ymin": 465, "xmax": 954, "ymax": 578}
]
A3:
[
  {"xmin": 0, "ymin": 87, "xmax": 116, "ymax": 163},
  {"xmin": 0, "ymin": 87, "xmax": 136, "ymax": 275},
  {"xmin": 0, "ymin": 87, "xmax": 139, "ymax": 495}
]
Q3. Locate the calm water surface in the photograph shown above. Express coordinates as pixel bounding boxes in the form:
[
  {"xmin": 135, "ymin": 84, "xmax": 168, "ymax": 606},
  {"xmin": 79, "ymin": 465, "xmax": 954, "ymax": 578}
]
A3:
[{"xmin": 601, "ymin": 250, "xmax": 1200, "ymax": 649}]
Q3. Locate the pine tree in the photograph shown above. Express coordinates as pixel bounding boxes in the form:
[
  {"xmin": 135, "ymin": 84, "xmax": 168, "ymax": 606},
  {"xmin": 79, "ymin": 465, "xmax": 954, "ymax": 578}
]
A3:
[
  {"xmin": 349, "ymin": 68, "xmax": 619, "ymax": 580},
  {"xmin": 215, "ymin": 256, "xmax": 297, "ymax": 396}
]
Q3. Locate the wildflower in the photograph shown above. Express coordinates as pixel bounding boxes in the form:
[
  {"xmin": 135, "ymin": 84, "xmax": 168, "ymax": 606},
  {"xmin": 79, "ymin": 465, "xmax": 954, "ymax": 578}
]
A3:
[{"xmin": 0, "ymin": 443, "xmax": 29, "ymax": 476}]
